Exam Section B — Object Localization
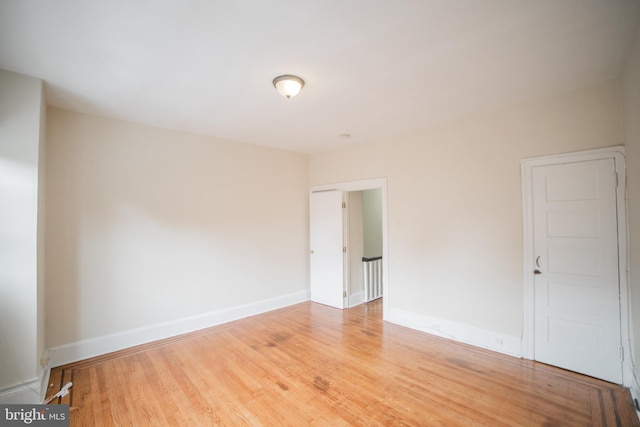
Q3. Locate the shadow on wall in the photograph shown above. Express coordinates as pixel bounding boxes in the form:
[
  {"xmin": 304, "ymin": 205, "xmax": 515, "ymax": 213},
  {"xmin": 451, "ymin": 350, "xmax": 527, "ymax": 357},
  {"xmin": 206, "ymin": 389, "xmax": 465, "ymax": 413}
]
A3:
[{"xmin": 0, "ymin": 158, "xmax": 38, "ymax": 390}]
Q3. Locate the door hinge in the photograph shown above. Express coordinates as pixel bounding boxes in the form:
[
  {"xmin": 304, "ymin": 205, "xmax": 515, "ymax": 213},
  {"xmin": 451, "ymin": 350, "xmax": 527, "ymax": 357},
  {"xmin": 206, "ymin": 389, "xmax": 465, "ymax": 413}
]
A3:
[
  {"xmin": 343, "ymin": 291, "xmax": 347, "ymax": 298},
  {"xmin": 342, "ymin": 202, "xmax": 346, "ymax": 208},
  {"xmin": 614, "ymin": 172, "xmax": 619, "ymax": 188},
  {"xmin": 343, "ymin": 246, "xmax": 347, "ymax": 253},
  {"xmin": 620, "ymin": 346, "xmax": 624, "ymax": 361}
]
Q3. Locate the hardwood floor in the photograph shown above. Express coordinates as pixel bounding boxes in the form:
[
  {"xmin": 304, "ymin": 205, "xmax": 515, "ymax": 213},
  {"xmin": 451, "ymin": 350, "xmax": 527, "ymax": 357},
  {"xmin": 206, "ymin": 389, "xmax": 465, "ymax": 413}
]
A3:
[{"xmin": 48, "ymin": 300, "xmax": 639, "ymax": 426}]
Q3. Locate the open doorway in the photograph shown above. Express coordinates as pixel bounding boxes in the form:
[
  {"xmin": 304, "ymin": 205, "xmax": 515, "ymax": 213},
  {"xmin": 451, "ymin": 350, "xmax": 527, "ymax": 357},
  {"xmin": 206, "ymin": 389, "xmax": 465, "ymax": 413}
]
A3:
[
  {"xmin": 309, "ymin": 178, "xmax": 388, "ymax": 318},
  {"xmin": 347, "ymin": 189, "xmax": 383, "ymax": 307}
]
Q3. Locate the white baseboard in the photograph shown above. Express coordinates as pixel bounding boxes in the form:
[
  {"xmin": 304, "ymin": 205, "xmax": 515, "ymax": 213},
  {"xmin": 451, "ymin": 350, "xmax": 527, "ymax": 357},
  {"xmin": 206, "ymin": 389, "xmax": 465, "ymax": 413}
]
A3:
[
  {"xmin": 49, "ymin": 290, "xmax": 310, "ymax": 368},
  {"xmin": 0, "ymin": 354, "xmax": 51, "ymax": 404},
  {"xmin": 387, "ymin": 308, "xmax": 522, "ymax": 357},
  {"xmin": 0, "ymin": 379, "xmax": 41, "ymax": 404},
  {"xmin": 349, "ymin": 291, "xmax": 364, "ymax": 307},
  {"xmin": 39, "ymin": 366, "xmax": 51, "ymax": 403}
]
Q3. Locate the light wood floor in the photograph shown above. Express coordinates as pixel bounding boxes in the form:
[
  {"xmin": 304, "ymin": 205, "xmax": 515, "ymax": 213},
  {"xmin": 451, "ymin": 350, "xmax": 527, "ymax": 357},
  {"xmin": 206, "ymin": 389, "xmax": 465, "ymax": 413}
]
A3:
[{"xmin": 48, "ymin": 300, "xmax": 639, "ymax": 426}]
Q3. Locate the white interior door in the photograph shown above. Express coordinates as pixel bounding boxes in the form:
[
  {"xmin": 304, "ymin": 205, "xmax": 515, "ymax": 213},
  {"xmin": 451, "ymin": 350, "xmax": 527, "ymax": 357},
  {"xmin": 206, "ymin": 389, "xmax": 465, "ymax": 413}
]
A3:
[
  {"xmin": 310, "ymin": 190, "xmax": 345, "ymax": 309},
  {"xmin": 532, "ymin": 158, "xmax": 622, "ymax": 383}
]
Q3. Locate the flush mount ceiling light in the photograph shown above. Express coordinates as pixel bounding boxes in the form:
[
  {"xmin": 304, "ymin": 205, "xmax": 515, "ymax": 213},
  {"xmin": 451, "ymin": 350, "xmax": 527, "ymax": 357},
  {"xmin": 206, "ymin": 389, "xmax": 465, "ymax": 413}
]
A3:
[{"xmin": 272, "ymin": 75, "xmax": 305, "ymax": 99}]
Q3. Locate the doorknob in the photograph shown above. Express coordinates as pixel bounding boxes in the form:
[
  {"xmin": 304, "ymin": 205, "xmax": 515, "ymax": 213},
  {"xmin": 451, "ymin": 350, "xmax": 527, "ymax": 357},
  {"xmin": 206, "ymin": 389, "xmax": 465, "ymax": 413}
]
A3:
[
  {"xmin": 534, "ymin": 256, "xmax": 542, "ymax": 274},
  {"xmin": 310, "ymin": 250, "xmax": 314, "ymax": 254}
]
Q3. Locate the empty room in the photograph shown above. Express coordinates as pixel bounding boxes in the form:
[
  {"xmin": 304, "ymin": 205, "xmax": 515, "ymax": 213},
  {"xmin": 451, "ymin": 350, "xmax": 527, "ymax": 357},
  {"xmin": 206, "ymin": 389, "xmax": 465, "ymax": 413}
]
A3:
[{"xmin": 2, "ymin": 1, "xmax": 640, "ymax": 425}]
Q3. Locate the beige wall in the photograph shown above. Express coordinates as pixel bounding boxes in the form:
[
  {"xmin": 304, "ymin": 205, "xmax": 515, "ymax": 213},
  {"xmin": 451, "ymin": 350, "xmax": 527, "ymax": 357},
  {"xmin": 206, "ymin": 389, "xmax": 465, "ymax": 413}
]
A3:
[
  {"xmin": 45, "ymin": 109, "xmax": 309, "ymax": 348},
  {"xmin": 37, "ymin": 84, "xmax": 47, "ymax": 389},
  {"xmin": 0, "ymin": 70, "xmax": 45, "ymax": 395},
  {"xmin": 348, "ymin": 191, "xmax": 364, "ymax": 298},
  {"xmin": 622, "ymin": 25, "xmax": 640, "ymax": 383},
  {"xmin": 362, "ymin": 189, "xmax": 383, "ymax": 258},
  {"xmin": 311, "ymin": 80, "xmax": 623, "ymax": 338}
]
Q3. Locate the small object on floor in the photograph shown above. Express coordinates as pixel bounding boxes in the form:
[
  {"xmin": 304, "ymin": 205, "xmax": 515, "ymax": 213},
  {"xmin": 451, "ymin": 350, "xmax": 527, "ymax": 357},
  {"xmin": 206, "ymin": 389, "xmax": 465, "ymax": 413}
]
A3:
[{"xmin": 44, "ymin": 382, "xmax": 73, "ymax": 404}]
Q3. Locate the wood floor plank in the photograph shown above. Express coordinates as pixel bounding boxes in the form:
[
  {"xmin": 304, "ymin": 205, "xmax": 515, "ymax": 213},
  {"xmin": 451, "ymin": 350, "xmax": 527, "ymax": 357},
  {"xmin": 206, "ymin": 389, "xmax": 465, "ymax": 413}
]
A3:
[
  {"xmin": 44, "ymin": 366, "xmax": 63, "ymax": 404},
  {"xmin": 49, "ymin": 300, "xmax": 640, "ymax": 426}
]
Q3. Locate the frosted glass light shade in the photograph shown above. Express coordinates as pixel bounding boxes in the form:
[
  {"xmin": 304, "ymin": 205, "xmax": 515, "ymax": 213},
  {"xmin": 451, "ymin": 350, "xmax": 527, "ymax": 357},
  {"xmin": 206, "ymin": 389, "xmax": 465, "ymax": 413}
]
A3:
[{"xmin": 273, "ymin": 75, "xmax": 305, "ymax": 99}]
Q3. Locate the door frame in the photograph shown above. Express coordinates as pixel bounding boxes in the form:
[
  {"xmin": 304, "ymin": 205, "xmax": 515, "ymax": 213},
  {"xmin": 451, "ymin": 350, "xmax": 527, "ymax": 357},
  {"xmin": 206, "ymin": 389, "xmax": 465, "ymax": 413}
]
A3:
[
  {"xmin": 310, "ymin": 178, "xmax": 389, "ymax": 319},
  {"xmin": 521, "ymin": 146, "xmax": 630, "ymax": 385}
]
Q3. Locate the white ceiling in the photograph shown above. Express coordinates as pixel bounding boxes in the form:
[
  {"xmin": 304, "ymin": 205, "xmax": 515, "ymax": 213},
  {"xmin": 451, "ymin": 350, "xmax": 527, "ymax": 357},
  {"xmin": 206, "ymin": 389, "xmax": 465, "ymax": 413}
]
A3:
[{"xmin": 1, "ymin": 1, "xmax": 639, "ymax": 153}]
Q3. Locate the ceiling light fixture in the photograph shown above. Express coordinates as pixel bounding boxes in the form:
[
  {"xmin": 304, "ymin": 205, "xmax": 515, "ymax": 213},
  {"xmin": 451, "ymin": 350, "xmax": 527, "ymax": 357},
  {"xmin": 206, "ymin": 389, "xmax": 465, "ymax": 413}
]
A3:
[{"xmin": 272, "ymin": 75, "xmax": 305, "ymax": 99}]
